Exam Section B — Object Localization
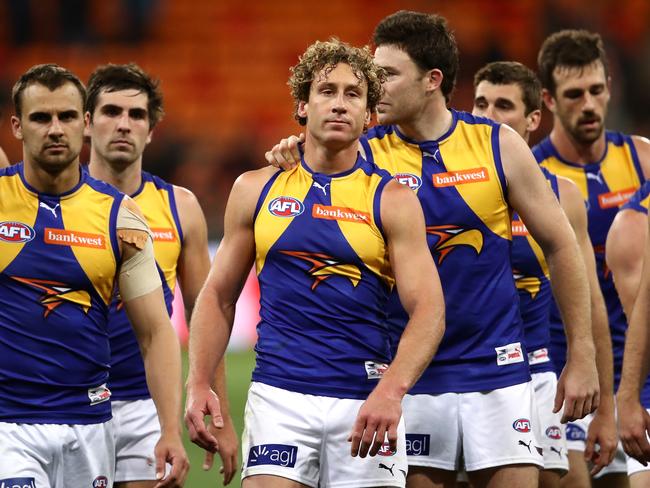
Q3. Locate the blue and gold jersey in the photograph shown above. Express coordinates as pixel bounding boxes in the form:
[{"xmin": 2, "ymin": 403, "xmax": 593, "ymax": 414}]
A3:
[
  {"xmin": 364, "ymin": 110, "xmax": 529, "ymax": 393},
  {"xmin": 534, "ymin": 132, "xmax": 644, "ymax": 385},
  {"xmin": 0, "ymin": 162, "xmax": 123, "ymax": 424},
  {"xmin": 510, "ymin": 167, "xmax": 559, "ymax": 375},
  {"xmin": 108, "ymin": 171, "xmax": 183, "ymax": 400},
  {"xmin": 252, "ymin": 155, "xmax": 394, "ymax": 399},
  {"xmin": 621, "ymin": 180, "xmax": 650, "ymax": 215}
]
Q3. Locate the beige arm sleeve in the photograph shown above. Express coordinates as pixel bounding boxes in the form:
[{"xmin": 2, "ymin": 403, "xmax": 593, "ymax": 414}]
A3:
[{"xmin": 117, "ymin": 204, "xmax": 162, "ymax": 301}]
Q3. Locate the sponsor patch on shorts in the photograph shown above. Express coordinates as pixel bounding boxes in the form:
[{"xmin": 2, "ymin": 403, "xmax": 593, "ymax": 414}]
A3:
[
  {"xmin": 92, "ymin": 476, "xmax": 109, "ymax": 488},
  {"xmin": 495, "ymin": 342, "xmax": 524, "ymax": 365},
  {"xmin": 88, "ymin": 383, "xmax": 111, "ymax": 406},
  {"xmin": 0, "ymin": 478, "xmax": 36, "ymax": 488},
  {"xmin": 546, "ymin": 425, "xmax": 562, "ymax": 440},
  {"xmin": 247, "ymin": 444, "xmax": 297, "ymax": 468},
  {"xmin": 512, "ymin": 418, "xmax": 532, "ymax": 433},
  {"xmin": 565, "ymin": 423, "xmax": 586, "ymax": 441},
  {"xmin": 364, "ymin": 361, "xmax": 389, "ymax": 380},
  {"xmin": 405, "ymin": 434, "xmax": 430, "ymax": 456}
]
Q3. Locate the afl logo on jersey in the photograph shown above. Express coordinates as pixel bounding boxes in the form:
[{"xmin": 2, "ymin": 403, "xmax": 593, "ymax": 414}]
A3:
[
  {"xmin": 268, "ymin": 196, "xmax": 304, "ymax": 217},
  {"xmin": 394, "ymin": 173, "xmax": 422, "ymax": 190},
  {"xmin": 0, "ymin": 221, "xmax": 36, "ymax": 243},
  {"xmin": 512, "ymin": 418, "xmax": 531, "ymax": 433}
]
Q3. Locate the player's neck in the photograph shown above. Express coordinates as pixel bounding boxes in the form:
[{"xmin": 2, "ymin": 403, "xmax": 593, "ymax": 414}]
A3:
[
  {"xmin": 396, "ymin": 100, "xmax": 452, "ymax": 142},
  {"xmin": 302, "ymin": 135, "xmax": 360, "ymax": 175},
  {"xmin": 88, "ymin": 154, "xmax": 143, "ymax": 196},
  {"xmin": 23, "ymin": 157, "xmax": 81, "ymax": 195},
  {"xmin": 550, "ymin": 124, "xmax": 606, "ymax": 166}
]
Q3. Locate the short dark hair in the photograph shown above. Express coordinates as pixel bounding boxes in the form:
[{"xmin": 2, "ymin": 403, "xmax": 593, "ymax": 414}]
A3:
[
  {"xmin": 12, "ymin": 64, "xmax": 86, "ymax": 118},
  {"xmin": 288, "ymin": 38, "xmax": 385, "ymax": 126},
  {"xmin": 474, "ymin": 61, "xmax": 542, "ymax": 115},
  {"xmin": 86, "ymin": 63, "xmax": 164, "ymax": 128},
  {"xmin": 373, "ymin": 10, "xmax": 459, "ymax": 102},
  {"xmin": 537, "ymin": 29, "xmax": 609, "ymax": 95}
]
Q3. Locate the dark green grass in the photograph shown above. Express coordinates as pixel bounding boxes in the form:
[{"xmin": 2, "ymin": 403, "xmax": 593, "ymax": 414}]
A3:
[{"xmin": 182, "ymin": 348, "xmax": 256, "ymax": 487}]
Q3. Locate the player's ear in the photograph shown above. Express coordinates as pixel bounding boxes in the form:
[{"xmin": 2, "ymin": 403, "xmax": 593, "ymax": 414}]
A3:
[
  {"xmin": 146, "ymin": 130, "xmax": 153, "ymax": 145},
  {"xmin": 526, "ymin": 109, "xmax": 542, "ymax": 133},
  {"xmin": 83, "ymin": 112, "xmax": 92, "ymax": 138},
  {"xmin": 541, "ymin": 88, "xmax": 556, "ymax": 114},
  {"xmin": 297, "ymin": 100, "xmax": 308, "ymax": 120},
  {"xmin": 425, "ymin": 68, "xmax": 444, "ymax": 95},
  {"xmin": 10, "ymin": 116, "xmax": 23, "ymax": 140}
]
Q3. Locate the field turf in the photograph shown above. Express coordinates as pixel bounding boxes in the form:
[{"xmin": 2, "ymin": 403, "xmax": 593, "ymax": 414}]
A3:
[{"xmin": 182, "ymin": 348, "xmax": 256, "ymax": 487}]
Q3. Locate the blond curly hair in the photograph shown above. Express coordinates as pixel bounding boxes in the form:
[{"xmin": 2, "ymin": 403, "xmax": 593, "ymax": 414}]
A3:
[{"xmin": 288, "ymin": 38, "xmax": 385, "ymax": 126}]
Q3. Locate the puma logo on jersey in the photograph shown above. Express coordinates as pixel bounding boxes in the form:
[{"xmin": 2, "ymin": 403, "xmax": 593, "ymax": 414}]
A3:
[
  {"xmin": 40, "ymin": 201, "xmax": 60, "ymax": 218},
  {"xmin": 426, "ymin": 225, "xmax": 483, "ymax": 264},
  {"xmin": 422, "ymin": 148, "xmax": 441, "ymax": 163},
  {"xmin": 312, "ymin": 181, "xmax": 330, "ymax": 195},
  {"xmin": 586, "ymin": 172, "xmax": 603, "ymax": 184},
  {"xmin": 280, "ymin": 251, "xmax": 361, "ymax": 290}
]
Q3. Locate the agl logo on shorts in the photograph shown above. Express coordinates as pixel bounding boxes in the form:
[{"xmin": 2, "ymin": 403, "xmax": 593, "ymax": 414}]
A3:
[
  {"xmin": 248, "ymin": 444, "xmax": 297, "ymax": 468},
  {"xmin": 0, "ymin": 221, "xmax": 35, "ymax": 243},
  {"xmin": 268, "ymin": 197, "xmax": 304, "ymax": 217},
  {"xmin": 0, "ymin": 478, "xmax": 36, "ymax": 488},
  {"xmin": 406, "ymin": 434, "xmax": 430, "ymax": 456}
]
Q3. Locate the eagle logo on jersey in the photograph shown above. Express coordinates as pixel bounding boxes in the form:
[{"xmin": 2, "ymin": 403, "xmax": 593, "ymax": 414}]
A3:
[
  {"xmin": 426, "ymin": 225, "xmax": 483, "ymax": 264},
  {"xmin": 280, "ymin": 251, "xmax": 361, "ymax": 290},
  {"xmin": 513, "ymin": 270, "xmax": 542, "ymax": 299},
  {"xmin": 11, "ymin": 276, "xmax": 92, "ymax": 317}
]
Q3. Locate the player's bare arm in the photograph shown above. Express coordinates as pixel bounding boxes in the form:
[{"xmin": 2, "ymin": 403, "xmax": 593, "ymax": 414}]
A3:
[
  {"xmin": 117, "ymin": 197, "xmax": 189, "ymax": 488},
  {"xmin": 501, "ymin": 125, "xmax": 599, "ymax": 423},
  {"xmin": 607, "ymin": 209, "xmax": 647, "ymax": 318},
  {"xmin": 616, "ymin": 210, "xmax": 650, "ymax": 464},
  {"xmin": 185, "ymin": 167, "xmax": 277, "ymax": 451},
  {"xmin": 349, "ymin": 180, "xmax": 445, "ymax": 458},
  {"xmin": 558, "ymin": 176, "xmax": 617, "ymax": 473},
  {"xmin": 174, "ymin": 186, "xmax": 239, "ymax": 485},
  {"xmin": 632, "ymin": 135, "xmax": 650, "ymax": 180}
]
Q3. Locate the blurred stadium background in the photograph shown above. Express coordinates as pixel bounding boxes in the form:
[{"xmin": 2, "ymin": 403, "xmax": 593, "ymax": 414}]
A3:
[{"xmin": 1, "ymin": 0, "xmax": 649, "ymax": 485}]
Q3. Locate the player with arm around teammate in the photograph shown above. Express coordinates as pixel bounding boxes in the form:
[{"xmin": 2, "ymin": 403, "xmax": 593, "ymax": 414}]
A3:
[
  {"xmin": 0, "ymin": 64, "xmax": 188, "ymax": 488},
  {"xmin": 267, "ymin": 12, "xmax": 598, "ymax": 488}
]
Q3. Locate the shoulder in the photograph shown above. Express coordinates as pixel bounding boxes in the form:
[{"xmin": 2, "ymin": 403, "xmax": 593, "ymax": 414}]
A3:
[
  {"xmin": 232, "ymin": 166, "xmax": 281, "ymax": 198},
  {"xmin": 83, "ymin": 172, "xmax": 125, "ymax": 199},
  {"xmin": 631, "ymin": 135, "xmax": 650, "ymax": 158},
  {"xmin": 381, "ymin": 179, "xmax": 421, "ymax": 215},
  {"xmin": 557, "ymin": 175, "xmax": 582, "ymax": 203}
]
